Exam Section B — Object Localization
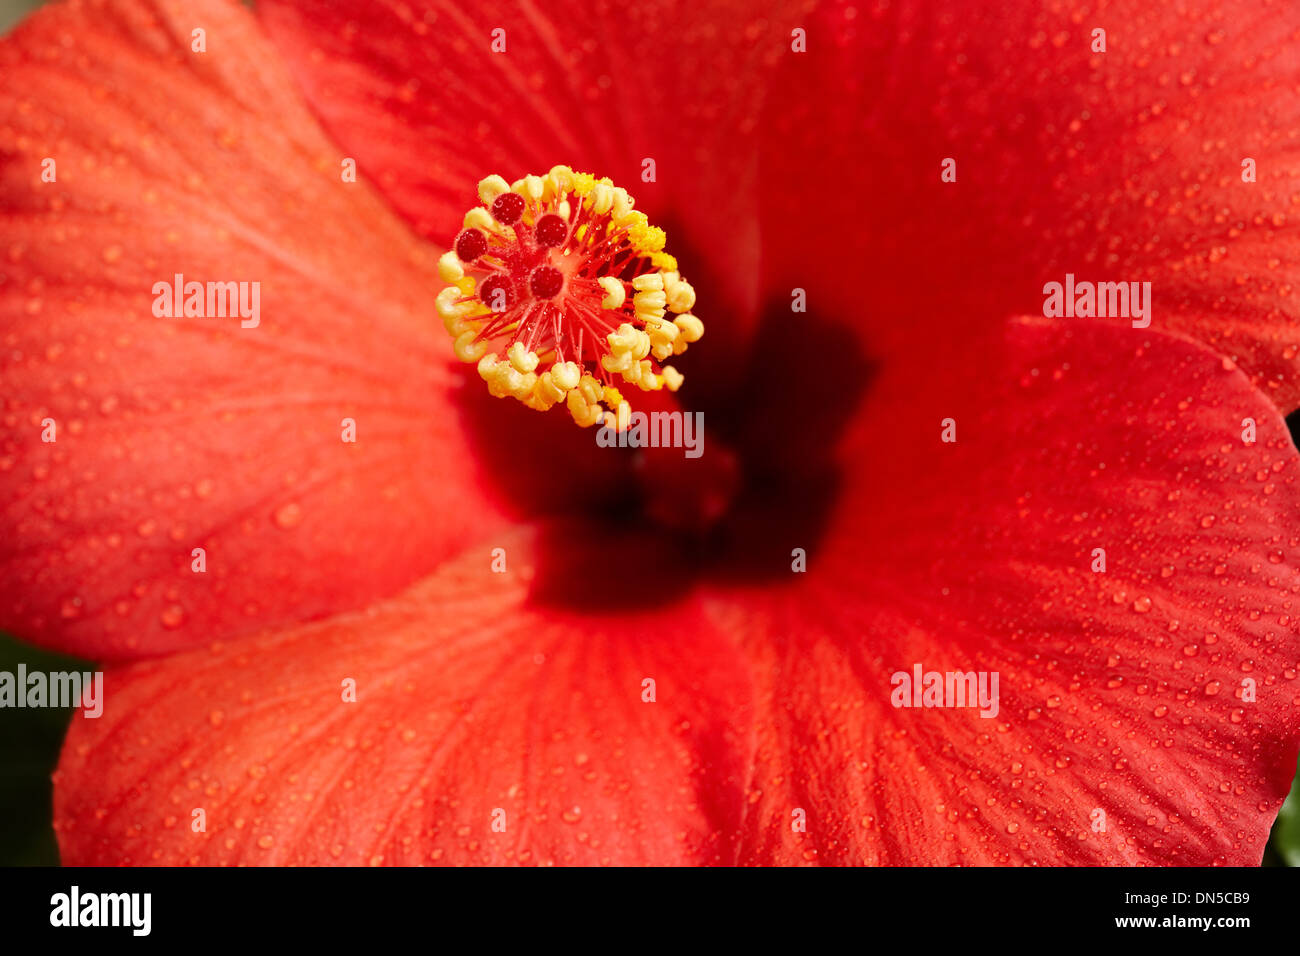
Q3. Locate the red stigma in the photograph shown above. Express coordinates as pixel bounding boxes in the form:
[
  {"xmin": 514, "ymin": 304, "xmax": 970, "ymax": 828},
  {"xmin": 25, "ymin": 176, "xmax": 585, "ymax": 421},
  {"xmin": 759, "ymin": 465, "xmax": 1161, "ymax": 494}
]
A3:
[
  {"xmin": 477, "ymin": 275, "xmax": 515, "ymax": 313},
  {"xmin": 529, "ymin": 266, "xmax": 564, "ymax": 300},
  {"xmin": 535, "ymin": 213, "xmax": 568, "ymax": 247},
  {"xmin": 491, "ymin": 191, "xmax": 525, "ymax": 225},
  {"xmin": 437, "ymin": 169, "xmax": 703, "ymax": 428},
  {"xmin": 454, "ymin": 228, "xmax": 488, "ymax": 261}
]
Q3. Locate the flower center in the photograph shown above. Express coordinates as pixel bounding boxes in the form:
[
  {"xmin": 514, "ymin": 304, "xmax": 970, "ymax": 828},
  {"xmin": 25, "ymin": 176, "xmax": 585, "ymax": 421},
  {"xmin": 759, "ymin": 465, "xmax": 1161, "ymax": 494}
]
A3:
[{"xmin": 436, "ymin": 168, "xmax": 704, "ymax": 427}]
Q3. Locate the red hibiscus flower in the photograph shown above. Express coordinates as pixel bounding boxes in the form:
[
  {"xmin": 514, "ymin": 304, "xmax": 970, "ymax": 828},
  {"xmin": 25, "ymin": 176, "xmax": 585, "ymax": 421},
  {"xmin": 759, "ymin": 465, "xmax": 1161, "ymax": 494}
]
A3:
[{"xmin": 2, "ymin": 0, "xmax": 1298, "ymax": 866}]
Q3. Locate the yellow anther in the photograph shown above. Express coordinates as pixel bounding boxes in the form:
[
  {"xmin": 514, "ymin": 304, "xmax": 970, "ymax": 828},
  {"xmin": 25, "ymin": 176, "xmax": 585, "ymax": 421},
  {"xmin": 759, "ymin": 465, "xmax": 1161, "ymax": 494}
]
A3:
[
  {"xmin": 634, "ymin": 289, "xmax": 667, "ymax": 322},
  {"xmin": 608, "ymin": 323, "xmax": 638, "ymax": 353},
  {"xmin": 566, "ymin": 388, "xmax": 602, "ymax": 427},
  {"xmin": 442, "ymin": 307, "xmax": 469, "ymax": 335},
  {"xmin": 464, "ymin": 207, "xmax": 495, "ymax": 231},
  {"xmin": 438, "ymin": 251, "xmax": 465, "ymax": 282},
  {"xmin": 627, "ymin": 217, "xmax": 666, "ymax": 254},
  {"xmin": 621, "ymin": 359, "xmax": 644, "ymax": 385},
  {"xmin": 483, "ymin": 362, "xmax": 531, "ymax": 399},
  {"xmin": 611, "ymin": 187, "xmax": 635, "ymax": 222},
  {"xmin": 551, "ymin": 361, "xmax": 582, "ymax": 391},
  {"xmin": 648, "ymin": 315, "xmax": 679, "ymax": 341},
  {"xmin": 436, "ymin": 286, "xmax": 467, "ymax": 321},
  {"xmin": 602, "ymin": 352, "xmax": 634, "ymax": 374},
  {"xmin": 590, "ymin": 182, "xmax": 615, "ymax": 215},
  {"xmin": 597, "ymin": 276, "xmax": 626, "ymax": 309},
  {"xmin": 547, "ymin": 165, "xmax": 575, "ymax": 197},
  {"xmin": 484, "ymin": 369, "xmax": 511, "ymax": 398},
  {"xmin": 646, "ymin": 317, "xmax": 679, "ymax": 360},
  {"xmin": 443, "ymin": 313, "xmax": 473, "ymax": 337},
  {"xmin": 508, "ymin": 342, "xmax": 539, "ymax": 373},
  {"xmin": 622, "ymin": 357, "xmax": 658, "ymax": 388},
  {"xmin": 442, "ymin": 168, "xmax": 702, "ymax": 427},
  {"xmin": 666, "ymin": 279, "xmax": 696, "ymax": 314},
  {"xmin": 578, "ymin": 374, "xmax": 604, "ymax": 406},
  {"xmin": 510, "ymin": 371, "xmax": 538, "ymax": 399},
  {"xmin": 531, "ymin": 372, "xmax": 565, "ymax": 409},
  {"xmin": 674, "ymin": 314, "xmax": 704, "ymax": 343},
  {"xmin": 454, "ymin": 329, "xmax": 489, "ymax": 363},
  {"xmin": 478, "ymin": 175, "xmax": 510, "ymax": 205},
  {"xmin": 514, "ymin": 174, "xmax": 545, "ymax": 202}
]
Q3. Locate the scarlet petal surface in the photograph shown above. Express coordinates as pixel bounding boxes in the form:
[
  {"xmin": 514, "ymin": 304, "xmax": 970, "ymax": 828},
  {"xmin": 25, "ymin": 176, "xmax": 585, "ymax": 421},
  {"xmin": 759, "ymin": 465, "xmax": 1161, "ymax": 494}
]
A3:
[
  {"xmin": 0, "ymin": 0, "xmax": 514, "ymax": 659},
  {"xmin": 709, "ymin": 319, "xmax": 1300, "ymax": 865},
  {"xmin": 258, "ymin": 0, "xmax": 810, "ymax": 342},
  {"xmin": 54, "ymin": 527, "xmax": 752, "ymax": 866},
  {"xmin": 760, "ymin": 0, "xmax": 1300, "ymax": 412}
]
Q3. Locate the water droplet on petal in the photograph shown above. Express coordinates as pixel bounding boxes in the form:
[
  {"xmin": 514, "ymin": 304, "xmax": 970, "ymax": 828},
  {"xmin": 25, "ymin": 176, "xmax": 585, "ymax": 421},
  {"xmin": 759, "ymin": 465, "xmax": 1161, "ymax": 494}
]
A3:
[{"xmin": 273, "ymin": 503, "xmax": 303, "ymax": 529}]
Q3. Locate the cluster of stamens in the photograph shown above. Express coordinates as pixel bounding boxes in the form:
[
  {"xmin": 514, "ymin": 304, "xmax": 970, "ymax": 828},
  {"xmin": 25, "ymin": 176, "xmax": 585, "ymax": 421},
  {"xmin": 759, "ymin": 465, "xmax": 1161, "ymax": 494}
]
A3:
[{"xmin": 436, "ymin": 168, "xmax": 703, "ymax": 427}]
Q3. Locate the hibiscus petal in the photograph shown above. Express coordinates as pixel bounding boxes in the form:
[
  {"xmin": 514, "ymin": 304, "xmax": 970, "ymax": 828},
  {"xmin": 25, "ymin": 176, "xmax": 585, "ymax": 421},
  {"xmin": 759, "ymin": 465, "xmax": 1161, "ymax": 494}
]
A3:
[
  {"xmin": 0, "ymin": 0, "xmax": 517, "ymax": 659},
  {"xmin": 758, "ymin": 0, "xmax": 1300, "ymax": 412},
  {"xmin": 257, "ymin": 0, "xmax": 809, "ymax": 344},
  {"xmin": 708, "ymin": 318, "xmax": 1300, "ymax": 864},
  {"xmin": 53, "ymin": 525, "xmax": 752, "ymax": 865}
]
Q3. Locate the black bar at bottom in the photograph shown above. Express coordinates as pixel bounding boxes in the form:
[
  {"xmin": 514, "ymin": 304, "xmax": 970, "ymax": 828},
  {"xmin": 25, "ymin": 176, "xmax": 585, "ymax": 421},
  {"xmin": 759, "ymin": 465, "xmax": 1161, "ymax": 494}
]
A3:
[{"xmin": 0, "ymin": 865, "xmax": 1289, "ymax": 943}]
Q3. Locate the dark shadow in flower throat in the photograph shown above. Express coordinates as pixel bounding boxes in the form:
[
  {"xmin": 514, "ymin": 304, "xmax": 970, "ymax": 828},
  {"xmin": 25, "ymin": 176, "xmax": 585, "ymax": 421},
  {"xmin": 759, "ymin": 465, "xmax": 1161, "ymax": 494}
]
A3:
[{"xmin": 464, "ymin": 211, "xmax": 880, "ymax": 612}]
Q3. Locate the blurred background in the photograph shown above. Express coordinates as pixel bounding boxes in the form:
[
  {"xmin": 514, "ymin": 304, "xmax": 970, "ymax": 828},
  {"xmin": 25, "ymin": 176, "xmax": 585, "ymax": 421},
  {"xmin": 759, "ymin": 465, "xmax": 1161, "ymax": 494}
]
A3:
[
  {"xmin": 0, "ymin": 0, "xmax": 40, "ymax": 32},
  {"xmin": 1, "ymin": 0, "xmax": 1298, "ymax": 866}
]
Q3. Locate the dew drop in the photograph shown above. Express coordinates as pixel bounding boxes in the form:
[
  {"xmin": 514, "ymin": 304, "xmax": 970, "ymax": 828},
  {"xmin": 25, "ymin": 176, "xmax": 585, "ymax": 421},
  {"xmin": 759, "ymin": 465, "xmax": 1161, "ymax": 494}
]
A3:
[{"xmin": 273, "ymin": 502, "xmax": 303, "ymax": 529}]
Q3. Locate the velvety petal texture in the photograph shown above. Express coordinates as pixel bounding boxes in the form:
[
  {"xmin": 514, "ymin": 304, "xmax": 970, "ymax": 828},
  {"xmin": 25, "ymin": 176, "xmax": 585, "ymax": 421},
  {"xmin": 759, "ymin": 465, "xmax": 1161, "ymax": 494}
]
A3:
[
  {"xmin": 14, "ymin": 0, "xmax": 1300, "ymax": 869},
  {"xmin": 54, "ymin": 317, "xmax": 1300, "ymax": 865},
  {"xmin": 713, "ymin": 318, "xmax": 1300, "ymax": 864},
  {"xmin": 759, "ymin": 0, "xmax": 1300, "ymax": 412},
  {"xmin": 54, "ymin": 527, "xmax": 753, "ymax": 865},
  {"xmin": 0, "ymin": 0, "xmax": 521, "ymax": 660}
]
